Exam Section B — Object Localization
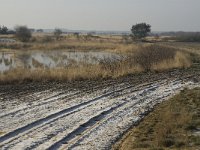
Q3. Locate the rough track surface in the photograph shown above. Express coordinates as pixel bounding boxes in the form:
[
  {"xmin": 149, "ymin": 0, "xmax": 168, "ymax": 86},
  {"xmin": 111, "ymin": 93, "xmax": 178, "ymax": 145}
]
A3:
[{"xmin": 0, "ymin": 70, "xmax": 199, "ymax": 150}]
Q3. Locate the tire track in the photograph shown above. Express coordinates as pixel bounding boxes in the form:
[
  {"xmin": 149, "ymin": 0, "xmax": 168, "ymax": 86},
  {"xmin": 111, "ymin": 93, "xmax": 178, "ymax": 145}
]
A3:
[
  {"xmin": 0, "ymin": 74, "xmax": 159, "ymax": 134},
  {"xmin": 47, "ymin": 102, "xmax": 127, "ymax": 150},
  {"xmin": 0, "ymin": 71, "xmax": 198, "ymax": 150},
  {"xmin": 62, "ymin": 80, "xmax": 194, "ymax": 150},
  {"xmin": 0, "ymin": 79, "xmax": 167, "ymax": 149},
  {"xmin": 0, "ymin": 77, "xmax": 126, "ymax": 117},
  {"xmin": 0, "ymin": 81, "xmax": 160, "ymax": 148}
]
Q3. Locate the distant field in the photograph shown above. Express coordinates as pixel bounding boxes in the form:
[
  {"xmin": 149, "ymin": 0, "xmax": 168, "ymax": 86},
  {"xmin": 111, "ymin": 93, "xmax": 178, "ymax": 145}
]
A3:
[{"xmin": 0, "ymin": 33, "xmax": 136, "ymax": 52}]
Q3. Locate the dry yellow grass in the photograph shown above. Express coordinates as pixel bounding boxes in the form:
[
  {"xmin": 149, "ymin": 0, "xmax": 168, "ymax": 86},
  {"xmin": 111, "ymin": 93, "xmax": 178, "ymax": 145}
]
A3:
[
  {"xmin": 0, "ymin": 33, "xmax": 140, "ymax": 53},
  {"xmin": 0, "ymin": 62, "xmax": 142, "ymax": 83},
  {"xmin": 0, "ymin": 35, "xmax": 193, "ymax": 83},
  {"xmin": 0, "ymin": 45, "xmax": 191, "ymax": 83},
  {"xmin": 133, "ymin": 45, "xmax": 191, "ymax": 72},
  {"xmin": 152, "ymin": 51, "xmax": 191, "ymax": 71}
]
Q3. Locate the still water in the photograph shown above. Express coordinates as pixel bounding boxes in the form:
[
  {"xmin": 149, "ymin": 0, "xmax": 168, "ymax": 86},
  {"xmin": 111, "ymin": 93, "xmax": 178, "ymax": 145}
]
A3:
[{"xmin": 0, "ymin": 50, "xmax": 118, "ymax": 72}]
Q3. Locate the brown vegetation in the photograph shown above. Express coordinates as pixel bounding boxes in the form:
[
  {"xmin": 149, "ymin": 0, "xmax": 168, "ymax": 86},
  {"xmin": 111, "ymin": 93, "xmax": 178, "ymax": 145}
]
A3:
[
  {"xmin": 0, "ymin": 34, "xmax": 136, "ymax": 52},
  {"xmin": 0, "ymin": 45, "xmax": 191, "ymax": 83},
  {"xmin": 134, "ymin": 45, "xmax": 191, "ymax": 71}
]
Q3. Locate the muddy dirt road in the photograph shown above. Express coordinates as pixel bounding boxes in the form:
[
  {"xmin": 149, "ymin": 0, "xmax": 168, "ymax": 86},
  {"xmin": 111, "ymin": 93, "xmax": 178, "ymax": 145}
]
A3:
[{"xmin": 0, "ymin": 70, "xmax": 199, "ymax": 150}]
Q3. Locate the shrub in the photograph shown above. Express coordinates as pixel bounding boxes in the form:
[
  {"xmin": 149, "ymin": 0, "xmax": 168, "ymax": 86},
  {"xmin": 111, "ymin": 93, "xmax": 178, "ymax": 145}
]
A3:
[
  {"xmin": 0, "ymin": 25, "xmax": 8, "ymax": 34},
  {"xmin": 15, "ymin": 26, "xmax": 32, "ymax": 42},
  {"xmin": 134, "ymin": 45, "xmax": 177, "ymax": 71},
  {"xmin": 42, "ymin": 36, "xmax": 53, "ymax": 43},
  {"xmin": 54, "ymin": 29, "xmax": 62, "ymax": 40}
]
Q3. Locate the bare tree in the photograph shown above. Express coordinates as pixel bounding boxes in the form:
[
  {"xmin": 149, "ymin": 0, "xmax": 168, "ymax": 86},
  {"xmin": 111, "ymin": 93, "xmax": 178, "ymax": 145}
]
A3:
[
  {"xmin": 54, "ymin": 28, "xmax": 62, "ymax": 40},
  {"xmin": 0, "ymin": 25, "xmax": 8, "ymax": 34},
  {"xmin": 15, "ymin": 26, "xmax": 32, "ymax": 42}
]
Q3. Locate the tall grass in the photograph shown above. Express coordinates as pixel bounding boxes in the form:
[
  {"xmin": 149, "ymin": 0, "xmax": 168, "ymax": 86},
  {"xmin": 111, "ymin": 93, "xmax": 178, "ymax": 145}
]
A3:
[
  {"xmin": 133, "ymin": 45, "xmax": 191, "ymax": 71},
  {"xmin": 0, "ymin": 62, "xmax": 141, "ymax": 83},
  {"xmin": 0, "ymin": 45, "xmax": 191, "ymax": 83}
]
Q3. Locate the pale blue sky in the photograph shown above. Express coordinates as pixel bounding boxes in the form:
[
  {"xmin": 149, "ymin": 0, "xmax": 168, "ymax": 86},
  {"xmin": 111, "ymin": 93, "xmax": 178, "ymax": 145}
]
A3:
[{"xmin": 0, "ymin": 0, "xmax": 200, "ymax": 31}]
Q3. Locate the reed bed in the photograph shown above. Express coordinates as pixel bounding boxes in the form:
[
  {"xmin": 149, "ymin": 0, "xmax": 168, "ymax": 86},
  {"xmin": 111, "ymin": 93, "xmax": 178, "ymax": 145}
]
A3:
[{"xmin": 0, "ymin": 45, "xmax": 191, "ymax": 83}]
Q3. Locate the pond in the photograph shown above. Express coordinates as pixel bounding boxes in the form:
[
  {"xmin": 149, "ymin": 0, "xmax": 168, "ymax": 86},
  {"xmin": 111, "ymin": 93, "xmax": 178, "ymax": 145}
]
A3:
[{"xmin": 0, "ymin": 50, "xmax": 119, "ymax": 72}]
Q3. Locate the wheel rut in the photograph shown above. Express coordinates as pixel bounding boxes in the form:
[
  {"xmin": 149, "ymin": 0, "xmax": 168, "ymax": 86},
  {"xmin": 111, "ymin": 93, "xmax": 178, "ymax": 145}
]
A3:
[{"xmin": 0, "ymin": 71, "xmax": 199, "ymax": 150}]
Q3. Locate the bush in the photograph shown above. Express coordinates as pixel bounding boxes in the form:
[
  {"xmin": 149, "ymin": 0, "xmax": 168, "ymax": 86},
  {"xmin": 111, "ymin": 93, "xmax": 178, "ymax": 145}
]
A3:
[
  {"xmin": 42, "ymin": 36, "xmax": 53, "ymax": 43},
  {"xmin": 15, "ymin": 26, "xmax": 32, "ymax": 42},
  {"xmin": 134, "ymin": 45, "xmax": 177, "ymax": 71},
  {"xmin": 0, "ymin": 26, "xmax": 8, "ymax": 34},
  {"xmin": 54, "ymin": 29, "xmax": 62, "ymax": 40}
]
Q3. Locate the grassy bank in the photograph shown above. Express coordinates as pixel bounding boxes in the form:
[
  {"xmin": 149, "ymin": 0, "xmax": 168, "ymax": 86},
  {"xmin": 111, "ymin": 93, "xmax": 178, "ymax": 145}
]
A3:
[
  {"xmin": 114, "ymin": 88, "xmax": 200, "ymax": 150},
  {"xmin": 0, "ymin": 45, "xmax": 191, "ymax": 83}
]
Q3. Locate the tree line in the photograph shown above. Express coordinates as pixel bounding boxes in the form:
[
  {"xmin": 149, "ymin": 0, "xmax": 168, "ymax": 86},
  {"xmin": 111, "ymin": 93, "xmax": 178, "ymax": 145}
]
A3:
[
  {"xmin": 0, "ymin": 26, "xmax": 8, "ymax": 34},
  {"xmin": 0, "ymin": 25, "xmax": 63, "ymax": 42},
  {"xmin": 0, "ymin": 23, "xmax": 153, "ymax": 42}
]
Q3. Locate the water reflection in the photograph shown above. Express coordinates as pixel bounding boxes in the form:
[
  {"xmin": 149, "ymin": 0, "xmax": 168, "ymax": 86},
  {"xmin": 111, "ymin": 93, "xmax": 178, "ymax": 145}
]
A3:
[
  {"xmin": 0, "ymin": 52, "xmax": 15, "ymax": 72},
  {"xmin": 0, "ymin": 50, "xmax": 118, "ymax": 72}
]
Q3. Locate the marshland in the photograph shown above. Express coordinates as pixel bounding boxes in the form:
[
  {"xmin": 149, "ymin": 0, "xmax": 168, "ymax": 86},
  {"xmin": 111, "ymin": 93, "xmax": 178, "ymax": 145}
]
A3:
[
  {"xmin": 0, "ymin": 32, "xmax": 194, "ymax": 83},
  {"xmin": 0, "ymin": 0, "xmax": 200, "ymax": 150}
]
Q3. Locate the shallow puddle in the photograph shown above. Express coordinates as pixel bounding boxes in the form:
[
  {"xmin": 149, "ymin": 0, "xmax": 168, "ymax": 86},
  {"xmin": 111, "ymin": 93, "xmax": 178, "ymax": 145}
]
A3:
[{"xmin": 0, "ymin": 50, "xmax": 118, "ymax": 72}]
